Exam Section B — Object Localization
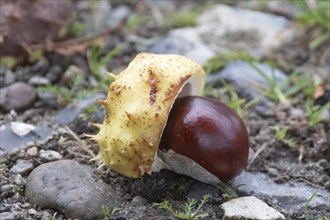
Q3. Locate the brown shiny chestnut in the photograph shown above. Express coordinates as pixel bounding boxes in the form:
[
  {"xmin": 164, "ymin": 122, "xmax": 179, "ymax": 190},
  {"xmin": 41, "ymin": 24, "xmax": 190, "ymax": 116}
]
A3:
[{"xmin": 159, "ymin": 96, "xmax": 249, "ymax": 182}]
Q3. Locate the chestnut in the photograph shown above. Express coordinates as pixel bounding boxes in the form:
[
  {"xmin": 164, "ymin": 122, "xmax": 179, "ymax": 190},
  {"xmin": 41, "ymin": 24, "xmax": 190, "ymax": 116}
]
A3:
[
  {"xmin": 158, "ymin": 96, "xmax": 249, "ymax": 182},
  {"xmin": 92, "ymin": 53, "xmax": 249, "ymax": 184}
]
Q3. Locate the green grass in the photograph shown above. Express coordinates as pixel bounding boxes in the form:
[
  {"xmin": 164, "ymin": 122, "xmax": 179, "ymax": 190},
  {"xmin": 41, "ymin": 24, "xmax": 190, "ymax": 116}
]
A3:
[
  {"xmin": 303, "ymin": 190, "xmax": 320, "ymax": 220},
  {"xmin": 68, "ymin": 21, "xmax": 87, "ymax": 37},
  {"xmin": 0, "ymin": 158, "xmax": 7, "ymax": 175},
  {"xmin": 249, "ymin": 62, "xmax": 290, "ymax": 104},
  {"xmin": 249, "ymin": 62, "xmax": 325, "ymax": 106},
  {"xmin": 38, "ymin": 74, "xmax": 88, "ymax": 105},
  {"xmin": 206, "ymin": 80, "xmax": 256, "ymax": 117},
  {"xmin": 156, "ymin": 194, "xmax": 210, "ymax": 220},
  {"xmin": 88, "ymin": 44, "xmax": 121, "ymax": 79},
  {"xmin": 305, "ymin": 99, "xmax": 330, "ymax": 126},
  {"xmin": 216, "ymin": 182, "xmax": 237, "ymax": 201},
  {"xmin": 102, "ymin": 207, "xmax": 121, "ymax": 220},
  {"xmin": 273, "ymin": 125, "xmax": 297, "ymax": 149},
  {"xmin": 203, "ymin": 52, "xmax": 257, "ymax": 74},
  {"xmin": 165, "ymin": 10, "xmax": 199, "ymax": 28},
  {"xmin": 38, "ymin": 44, "xmax": 120, "ymax": 106},
  {"xmin": 294, "ymin": 0, "xmax": 330, "ymax": 49},
  {"xmin": 125, "ymin": 13, "xmax": 149, "ymax": 31},
  {"xmin": 48, "ymin": 212, "xmax": 57, "ymax": 220},
  {"xmin": 87, "ymin": 44, "xmax": 122, "ymax": 94}
]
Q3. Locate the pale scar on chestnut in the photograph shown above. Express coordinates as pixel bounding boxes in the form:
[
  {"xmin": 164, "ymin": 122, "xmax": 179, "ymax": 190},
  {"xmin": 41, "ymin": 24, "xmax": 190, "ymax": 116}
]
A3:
[{"xmin": 88, "ymin": 53, "xmax": 249, "ymax": 184}]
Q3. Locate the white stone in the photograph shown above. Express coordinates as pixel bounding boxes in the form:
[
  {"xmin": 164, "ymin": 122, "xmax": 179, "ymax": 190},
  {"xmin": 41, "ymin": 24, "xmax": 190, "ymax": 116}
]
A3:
[
  {"xmin": 196, "ymin": 4, "xmax": 296, "ymax": 57},
  {"xmin": 220, "ymin": 196, "xmax": 285, "ymax": 220},
  {"xmin": 150, "ymin": 4, "xmax": 297, "ymax": 66},
  {"xmin": 10, "ymin": 122, "xmax": 36, "ymax": 137}
]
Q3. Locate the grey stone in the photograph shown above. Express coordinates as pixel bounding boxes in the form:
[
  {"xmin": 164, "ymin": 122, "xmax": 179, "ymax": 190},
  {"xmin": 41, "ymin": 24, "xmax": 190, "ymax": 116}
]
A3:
[
  {"xmin": 45, "ymin": 65, "xmax": 63, "ymax": 83},
  {"xmin": 111, "ymin": 5, "xmax": 131, "ymax": 27},
  {"xmin": 131, "ymin": 196, "xmax": 148, "ymax": 206},
  {"xmin": 231, "ymin": 172, "xmax": 330, "ymax": 211},
  {"xmin": 38, "ymin": 150, "xmax": 62, "ymax": 162},
  {"xmin": 187, "ymin": 182, "xmax": 220, "ymax": 201},
  {"xmin": 14, "ymin": 174, "xmax": 25, "ymax": 186},
  {"xmin": 0, "ymin": 203, "xmax": 10, "ymax": 212},
  {"xmin": 10, "ymin": 160, "xmax": 33, "ymax": 176},
  {"xmin": 4, "ymin": 71, "xmax": 15, "ymax": 85},
  {"xmin": 0, "ymin": 82, "xmax": 37, "ymax": 111},
  {"xmin": 289, "ymin": 108, "xmax": 305, "ymax": 119},
  {"xmin": 0, "ymin": 125, "xmax": 53, "ymax": 152},
  {"xmin": 220, "ymin": 196, "xmax": 285, "ymax": 220},
  {"xmin": 37, "ymin": 90, "xmax": 58, "ymax": 107},
  {"xmin": 0, "ymin": 212, "xmax": 15, "ymax": 220},
  {"xmin": 25, "ymin": 160, "xmax": 121, "ymax": 220},
  {"xmin": 54, "ymin": 93, "xmax": 105, "ymax": 125},
  {"xmin": 82, "ymin": 0, "xmax": 112, "ymax": 34},
  {"xmin": 31, "ymin": 58, "xmax": 50, "ymax": 75},
  {"xmin": 1, "ymin": 184, "xmax": 16, "ymax": 193},
  {"xmin": 207, "ymin": 61, "xmax": 288, "ymax": 102}
]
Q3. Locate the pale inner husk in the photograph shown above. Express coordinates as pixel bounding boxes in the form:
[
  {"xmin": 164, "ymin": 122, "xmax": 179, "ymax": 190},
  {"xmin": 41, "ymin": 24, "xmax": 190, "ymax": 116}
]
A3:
[{"xmin": 95, "ymin": 53, "xmax": 205, "ymax": 178}]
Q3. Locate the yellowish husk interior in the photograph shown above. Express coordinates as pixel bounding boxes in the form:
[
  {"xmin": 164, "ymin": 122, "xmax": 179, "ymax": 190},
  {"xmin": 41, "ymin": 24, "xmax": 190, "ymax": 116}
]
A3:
[{"xmin": 94, "ymin": 53, "xmax": 205, "ymax": 178}]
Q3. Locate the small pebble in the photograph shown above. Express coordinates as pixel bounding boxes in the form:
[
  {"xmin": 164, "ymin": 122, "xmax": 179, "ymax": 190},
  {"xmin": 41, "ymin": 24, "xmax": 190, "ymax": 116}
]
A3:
[
  {"xmin": 28, "ymin": 208, "xmax": 37, "ymax": 215},
  {"xmin": 38, "ymin": 150, "xmax": 62, "ymax": 162},
  {"xmin": 324, "ymin": 180, "xmax": 330, "ymax": 190},
  {"xmin": 267, "ymin": 167, "xmax": 279, "ymax": 177},
  {"xmin": 1, "ymin": 184, "xmax": 16, "ymax": 193},
  {"xmin": 60, "ymin": 65, "xmax": 84, "ymax": 87},
  {"xmin": 0, "ymin": 82, "xmax": 37, "ymax": 111},
  {"xmin": 45, "ymin": 65, "xmax": 63, "ymax": 83},
  {"xmin": 10, "ymin": 159, "xmax": 34, "ymax": 176},
  {"xmin": 0, "ymin": 68, "xmax": 16, "ymax": 86},
  {"xmin": 14, "ymin": 174, "xmax": 25, "ymax": 186},
  {"xmin": 0, "ymin": 212, "xmax": 15, "ymax": 220},
  {"xmin": 131, "ymin": 196, "xmax": 148, "ymax": 206},
  {"xmin": 31, "ymin": 58, "xmax": 49, "ymax": 74},
  {"xmin": 37, "ymin": 90, "xmax": 58, "ymax": 107},
  {"xmin": 27, "ymin": 147, "xmax": 38, "ymax": 157},
  {"xmin": 289, "ymin": 108, "xmax": 305, "ymax": 119},
  {"xmin": 111, "ymin": 5, "xmax": 131, "ymax": 26},
  {"xmin": 28, "ymin": 76, "xmax": 50, "ymax": 86},
  {"xmin": 0, "ymin": 204, "xmax": 10, "ymax": 212}
]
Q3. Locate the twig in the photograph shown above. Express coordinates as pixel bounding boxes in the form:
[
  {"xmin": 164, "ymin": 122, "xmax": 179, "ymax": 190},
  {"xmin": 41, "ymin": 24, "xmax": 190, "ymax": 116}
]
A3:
[
  {"xmin": 247, "ymin": 140, "xmax": 273, "ymax": 169},
  {"xmin": 292, "ymin": 177, "xmax": 325, "ymax": 189}
]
